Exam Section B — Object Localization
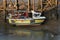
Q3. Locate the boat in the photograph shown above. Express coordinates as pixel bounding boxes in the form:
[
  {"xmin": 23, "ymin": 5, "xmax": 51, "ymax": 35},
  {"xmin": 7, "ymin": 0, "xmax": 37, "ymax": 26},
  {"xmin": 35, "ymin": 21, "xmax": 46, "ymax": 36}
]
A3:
[{"xmin": 6, "ymin": 10, "xmax": 46, "ymax": 25}]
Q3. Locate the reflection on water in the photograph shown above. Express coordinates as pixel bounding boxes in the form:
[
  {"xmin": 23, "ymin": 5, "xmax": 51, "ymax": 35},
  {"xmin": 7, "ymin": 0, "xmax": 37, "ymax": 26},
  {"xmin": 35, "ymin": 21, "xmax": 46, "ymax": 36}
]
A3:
[
  {"xmin": 0, "ymin": 30, "xmax": 54, "ymax": 40},
  {"xmin": 53, "ymin": 35, "xmax": 60, "ymax": 40},
  {"xmin": 0, "ymin": 0, "xmax": 60, "ymax": 40},
  {"xmin": 1, "ymin": 32, "xmax": 60, "ymax": 40}
]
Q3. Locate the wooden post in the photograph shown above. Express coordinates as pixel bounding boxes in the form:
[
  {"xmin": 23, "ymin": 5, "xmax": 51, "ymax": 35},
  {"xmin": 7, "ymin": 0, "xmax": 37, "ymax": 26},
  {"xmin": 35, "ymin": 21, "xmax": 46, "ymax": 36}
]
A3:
[
  {"xmin": 15, "ymin": 0, "xmax": 17, "ymax": 10},
  {"xmin": 3, "ymin": 0, "xmax": 7, "ymax": 22},
  {"xmin": 41, "ymin": 0, "xmax": 43, "ymax": 12},
  {"xmin": 56, "ymin": 0, "xmax": 57, "ymax": 6},
  {"xmin": 10, "ymin": 0, "xmax": 12, "ymax": 5},
  {"xmin": 28, "ymin": 0, "xmax": 30, "ymax": 12},
  {"xmin": 3, "ymin": 0, "xmax": 8, "ymax": 34},
  {"xmin": 37, "ymin": 0, "xmax": 42, "ymax": 12},
  {"xmin": 16, "ymin": 0, "xmax": 19, "ymax": 10},
  {"xmin": 3, "ymin": 0, "xmax": 7, "ymax": 10},
  {"xmin": 32, "ymin": 0, "xmax": 34, "ymax": 11}
]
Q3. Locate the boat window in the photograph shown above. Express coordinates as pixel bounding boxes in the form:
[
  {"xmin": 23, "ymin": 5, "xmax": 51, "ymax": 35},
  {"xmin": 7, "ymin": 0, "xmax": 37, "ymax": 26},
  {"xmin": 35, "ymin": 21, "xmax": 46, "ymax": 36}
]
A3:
[{"xmin": 34, "ymin": 14, "xmax": 40, "ymax": 17}]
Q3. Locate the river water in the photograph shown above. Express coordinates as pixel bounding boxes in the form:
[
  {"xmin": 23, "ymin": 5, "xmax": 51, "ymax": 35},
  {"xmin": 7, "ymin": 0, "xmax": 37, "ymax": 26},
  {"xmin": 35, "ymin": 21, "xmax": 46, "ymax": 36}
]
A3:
[{"xmin": 0, "ymin": 0, "xmax": 60, "ymax": 40}]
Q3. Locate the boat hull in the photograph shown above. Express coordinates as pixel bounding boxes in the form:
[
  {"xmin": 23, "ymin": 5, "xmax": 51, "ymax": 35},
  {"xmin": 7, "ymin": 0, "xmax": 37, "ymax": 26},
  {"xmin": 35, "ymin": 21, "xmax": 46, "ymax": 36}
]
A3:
[{"xmin": 8, "ymin": 19, "xmax": 45, "ymax": 25}]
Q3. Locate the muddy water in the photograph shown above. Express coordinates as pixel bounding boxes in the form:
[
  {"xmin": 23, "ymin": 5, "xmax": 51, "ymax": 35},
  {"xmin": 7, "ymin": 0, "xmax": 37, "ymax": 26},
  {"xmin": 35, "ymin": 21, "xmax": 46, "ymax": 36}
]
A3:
[
  {"xmin": 0, "ymin": 11, "xmax": 59, "ymax": 40},
  {"xmin": 0, "ymin": 0, "xmax": 60, "ymax": 40},
  {"xmin": 0, "ymin": 19, "xmax": 58, "ymax": 40}
]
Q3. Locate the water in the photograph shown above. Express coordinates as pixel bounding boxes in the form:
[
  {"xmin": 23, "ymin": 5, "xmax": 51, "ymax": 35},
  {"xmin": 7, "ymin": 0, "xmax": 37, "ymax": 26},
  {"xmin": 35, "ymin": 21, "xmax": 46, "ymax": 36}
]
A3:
[
  {"xmin": 0, "ymin": 0, "xmax": 60, "ymax": 40},
  {"xmin": 52, "ymin": 35, "xmax": 60, "ymax": 40},
  {"xmin": 0, "ymin": 31, "xmax": 53, "ymax": 40}
]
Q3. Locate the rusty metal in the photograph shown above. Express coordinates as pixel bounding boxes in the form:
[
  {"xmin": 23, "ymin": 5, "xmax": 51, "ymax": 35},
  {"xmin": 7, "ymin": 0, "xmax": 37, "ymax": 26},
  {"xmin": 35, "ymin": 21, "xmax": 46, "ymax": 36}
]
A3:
[
  {"xmin": 0, "ymin": 0, "xmax": 58, "ymax": 12},
  {"xmin": 42, "ymin": 0, "xmax": 57, "ymax": 12}
]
